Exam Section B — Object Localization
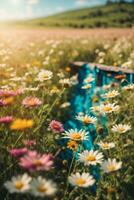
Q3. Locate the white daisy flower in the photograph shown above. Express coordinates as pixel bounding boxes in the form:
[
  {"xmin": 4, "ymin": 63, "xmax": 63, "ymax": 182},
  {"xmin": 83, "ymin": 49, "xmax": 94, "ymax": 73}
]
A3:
[
  {"xmin": 68, "ymin": 172, "xmax": 95, "ymax": 187},
  {"xmin": 76, "ymin": 114, "xmax": 97, "ymax": 125},
  {"xmin": 84, "ymin": 76, "xmax": 94, "ymax": 83},
  {"xmin": 62, "ymin": 129, "xmax": 89, "ymax": 141},
  {"xmin": 78, "ymin": 150, "xmax": 104, "ymax": 166},
  {"xmin": 90, "ymin": 105, "xmax": 101, "ymax": 113},
  {"xmin": 111, "ymin": 124, "xmax": 131, "ymax": 134},
  {"xmin": 99, "ymin": 103, "xmax": 120, "ymax": 114},
  {"xmin": 30, "ymin": 176, "xmax": 57, "ymax": 197},
  {"xmin": 81, "ymin": 84, "xmax": 91, "ymax": 89},
  {"xmin": 123, "ymin": 84, "xmax": 134, "ymax": 91},
  {"xmin": 38, "ymin": 70, "xmax": 53, "ymax": 82},
  {"xmin": 102, "ymin": 90, "xmax": 119, "ymax": 99},
  {"xmin": 98, "ymin": 141, "xmax": 115, "ymax": 150},
  {"xmin": 59, "ymin": 78, "xmax": 71, "ymax": 86},
  {"xmin": 4, "ymin": 173, "xmax": 31, "ymax": 193},
  {"xmin": 101, "ymin": 159, "xmax": 122, "ymax": 173},
  {"xmin": 60, "ymin": 102, "xmax": 70, "ymax": 108}
]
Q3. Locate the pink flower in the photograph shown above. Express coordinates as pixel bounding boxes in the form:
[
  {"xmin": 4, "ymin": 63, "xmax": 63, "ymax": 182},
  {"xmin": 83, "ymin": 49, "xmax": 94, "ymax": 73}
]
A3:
[
  {"xmin": 14, "ymin": 88, "xmax": 24, "ymax": 95},
  {"xmin": 9, "ymin": 148, "xmax": 28, "ymax": 157},
  {"xmin": 22, "ymin": 97, "xmax": 42, "ymax": 107},
  {"xmin": 23, "ymin": 140, "xmax": 36, "ymax": 147},
  {"xmin": 19, "ymin": 151, "xmax": 53, "ymax": 172},
  {"xmin": 0, "ymin": 116, "xmax": 13, "ymax": 123},
  {"xmin": 49, "ymin": 120, "xmax": 64, "ymax": 133},
  {"xmin": 0, "ymin": 99, "xmax": 6, "ymax": 106},
  {"xmin": 0, "ymin": 90, "xmax": 16, "ymax": 97}
]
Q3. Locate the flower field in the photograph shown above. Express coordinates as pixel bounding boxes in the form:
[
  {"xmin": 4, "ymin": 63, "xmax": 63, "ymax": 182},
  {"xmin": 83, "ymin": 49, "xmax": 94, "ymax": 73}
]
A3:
[{"xmin": 0, "ymin": 28, "xmax": 134, "ymax": 200}]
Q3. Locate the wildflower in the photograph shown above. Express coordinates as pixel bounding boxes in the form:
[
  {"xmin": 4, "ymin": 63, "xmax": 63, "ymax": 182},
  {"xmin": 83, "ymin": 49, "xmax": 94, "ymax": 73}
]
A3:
[
  {"xmin": 68, "ymin": 172, "xmax": 95, "ymax": 187},
  {"xmin": 65, "ymin": 66, "xmax": 71, "ymax": 72},
  {"xmin": 49, "ymin": 120, "xmax": 64, "ymax": 133},
  {"xmin": 99, "ymin": 103, "xmax": 120, "ymax": 114},
  {"xmin": 10, "ymin": 119, "xmax": 34, "ymax": 130},
  {"xmin": 30, "ymin": 176, "xmax": 57, "ymax": 197},
  {"xmin": 101, "ymin": 159, "xmax": 122, "ymax": 173},
  {"xmin": 76, "ymin": 114, "xmax": 97, "ymax": 125},
  {"xmin": 112, "ymin": 124, "xmax": 131, "ymax": 134},
  {"xmin": 9, "ymin": 148, "xmax": 28, "ymax": 157},
  {"xmin": 22, "ymin": 97, "xmax": 42, "ymax": 107},
  {"xmin": 19, "ymin": 151, "xmax": 53, "ymax": 172},
  {"xmin": 0, "ymin": 89, "xmax": 15, "ymax": 97},
  {"xmin": 59, "ymin": 78, "xmax": 71, "ymax": 87},
  {"xmin": 90, "ymin": 105, "xmax": 101, "ymax": 113},
  {"xmin": 102, "ymin": 90, "xmax": 119, "ymax": 99},
  {"xmin": 98, "ymin": 141, "xmax": 115, "ymax": 150},
  {"xmin": 67, "ymin": 140, "xmax": 78, "ymax": 151},
  {"xmin": 0, "ymin": 116, "xmax": 13, "ymax": 123},
  {"xmin": 50, "ymin": 86, "xmax": 60, "ymax": 95},
  {"xmin": 62, "ymin": 129, "xmax": 88, "ymax": 141},
  {"xmin": 78, "ymin": 150, "xmax": 104, "ymax": 166},
  {"xmin": 38, "ymin": 70, "xmax": 53, "ymax": 82},
  {"xmin": 60, "ymin": 102, "xmax": 70, "ymax": 108},
  {"xmin": 123, "ymin": 84, "xmax": 134, "ymax": 91},
  {"xmin": 0, "ymin": 97, "xmax": 14, "ymax": 106},
  {"xmin": 23, "ymin": 140, "xmax": 36, "ymax": 147},
  {"xmin": 4, "ymin": 174, "xmax": 31, "ymax": 193}
]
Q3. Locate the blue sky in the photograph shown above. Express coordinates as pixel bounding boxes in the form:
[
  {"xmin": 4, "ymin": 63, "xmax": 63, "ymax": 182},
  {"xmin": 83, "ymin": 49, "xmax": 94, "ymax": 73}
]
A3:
[{"xmin": 0, "ymin": 0, "xmax": 108, "ymax": 20}]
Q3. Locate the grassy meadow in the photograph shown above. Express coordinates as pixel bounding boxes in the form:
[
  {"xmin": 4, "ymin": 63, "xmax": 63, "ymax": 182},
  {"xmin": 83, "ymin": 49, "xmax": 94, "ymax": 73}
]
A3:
[
  {"xmin": 25, "ymin": 3, "xmax": 134, "ymax": 28},
  {"xmin": 0, "ymin": 28, "xmax": 134, "ymax": 199}
]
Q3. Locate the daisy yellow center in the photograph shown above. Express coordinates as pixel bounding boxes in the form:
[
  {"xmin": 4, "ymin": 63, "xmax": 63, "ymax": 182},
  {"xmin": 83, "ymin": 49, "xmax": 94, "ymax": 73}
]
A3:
[
  {"xmin": 76, "ymin": 178, "xmax": 86, "ymax": 186},
  {"xmin": 67, "ymin": 141, "xmax": 78, "ymax": 151},
  {"xmin": 14, "ymin": 181, "xmax": 24, "ymax": 190},
  {"xmin": 119, "ymin": 127, "xmax": 125, "ymax": 132},
  {"xmin": 83, "ymin": 118, "xmax": 91, "ymax": 124},
  {"xmin": 102, "ymin": 143, "xmax": 109, "ymax": 148},
  {"xmin": 43, "ymin": 74, "xmax": 49, "ymax": 79},
  {"xmin": 71, "ymin": 133, "xmax": 82, "ymax": 140},
  {"xmin": 38, "ymin": 185, "xmax": 47, "ymax": 193},
  {"xmin": 86, "ymin": 155, "xmax": 96, "ymax": 162},
  {"xmin": 108, "ymin": 165, "xmax": 116, "ymax": 172},
  {"xmin": 103, "ymin": 106, "xmax": 112, "ymax": 112},
  {"xmin": 107, "ymin": 93, "xmax": 115, "ymax": 98}
]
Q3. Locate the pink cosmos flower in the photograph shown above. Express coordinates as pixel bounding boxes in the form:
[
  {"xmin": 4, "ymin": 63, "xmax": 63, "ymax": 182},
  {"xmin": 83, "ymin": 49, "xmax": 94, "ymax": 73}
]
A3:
[
  {"xmin": 0, "ymin": 90, "xmax": 16, "ymax": 97},
  {"xmin": 23, "ymin": 139, "xmax": 36, "ymax": 147},
  {"xmin": 14, "ymin": 88, "xmax": 24, "ymax": 95},
  {"xmin": 22, "ymin": 97, "xmax": 42, "ymax": 107},
  {"xmin": 0, "ymin": 116, "xmax": 13, "ymax": 123},
  {"xmin": 19, "ymin": 150, "xmax": 53, "ymax": 172},
  {"xmin": 49, "ymin": 120, "xmax": 64, "ymax": 133},
  {"xmin": 9, "ymin": 148, "xmax": 28, "ymax": 157}
]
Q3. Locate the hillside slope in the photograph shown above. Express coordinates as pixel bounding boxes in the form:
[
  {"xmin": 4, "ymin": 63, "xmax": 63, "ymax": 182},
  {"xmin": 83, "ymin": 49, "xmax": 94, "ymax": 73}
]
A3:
[{"xmin": 27, "ymin": 3, "xmax": 134, "ymax": 28}]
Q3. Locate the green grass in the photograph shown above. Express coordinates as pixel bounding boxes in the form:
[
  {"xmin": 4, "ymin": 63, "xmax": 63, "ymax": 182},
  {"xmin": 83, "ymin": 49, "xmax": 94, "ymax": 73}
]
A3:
[{"xmin": 25, "ymin": 3, "xmax": 134, "ymax": 28}]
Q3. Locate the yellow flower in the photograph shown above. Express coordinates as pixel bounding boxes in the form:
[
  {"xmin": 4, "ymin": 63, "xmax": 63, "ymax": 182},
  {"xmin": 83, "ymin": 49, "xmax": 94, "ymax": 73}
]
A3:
[
  {"xmin": 10, "ymin": 119, "xmax": 34, "ymax": 130},
  {"xmin": 67, "ymin": 140, "xmax": 78, "ymax": 151},
  {"xmin": 4, "ymin": 97, "xmax": 14, "ymax": 105},
  {"xmin": 65, "ymin": 66, "xmax": 71, "ymax": 72}
]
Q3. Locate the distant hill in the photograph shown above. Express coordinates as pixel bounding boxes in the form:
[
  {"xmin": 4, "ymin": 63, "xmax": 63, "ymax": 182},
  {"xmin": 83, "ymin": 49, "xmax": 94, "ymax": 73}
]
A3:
[{"xmin": 26, "ymin": 3, "xmax": 134, "ymax": 28}]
